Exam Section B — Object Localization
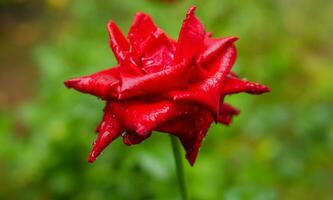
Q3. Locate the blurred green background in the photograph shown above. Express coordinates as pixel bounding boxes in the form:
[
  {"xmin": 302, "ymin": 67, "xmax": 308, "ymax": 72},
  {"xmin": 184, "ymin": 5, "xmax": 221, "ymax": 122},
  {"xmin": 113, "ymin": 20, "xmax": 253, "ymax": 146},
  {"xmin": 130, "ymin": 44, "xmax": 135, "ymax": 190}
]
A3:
[{"xmin": 1, "ymin": 0, "xmax": 333, "ymax": 199}]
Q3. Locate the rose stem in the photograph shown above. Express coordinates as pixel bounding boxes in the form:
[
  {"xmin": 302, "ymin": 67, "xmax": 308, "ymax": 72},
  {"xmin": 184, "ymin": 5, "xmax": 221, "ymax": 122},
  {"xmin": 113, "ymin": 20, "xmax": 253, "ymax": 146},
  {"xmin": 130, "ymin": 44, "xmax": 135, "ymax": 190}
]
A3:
[{"xmin": 170, "ymin": 135, "xmax": 188, "ymax": 200}]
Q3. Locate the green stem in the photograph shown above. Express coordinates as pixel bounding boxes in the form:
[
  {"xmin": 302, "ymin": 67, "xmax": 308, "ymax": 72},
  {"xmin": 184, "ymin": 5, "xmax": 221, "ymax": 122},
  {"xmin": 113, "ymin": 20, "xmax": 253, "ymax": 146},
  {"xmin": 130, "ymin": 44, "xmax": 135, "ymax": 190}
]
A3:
[{"xmin": 170, "ymin": 135, "xmax": 188, "ymax": 200}]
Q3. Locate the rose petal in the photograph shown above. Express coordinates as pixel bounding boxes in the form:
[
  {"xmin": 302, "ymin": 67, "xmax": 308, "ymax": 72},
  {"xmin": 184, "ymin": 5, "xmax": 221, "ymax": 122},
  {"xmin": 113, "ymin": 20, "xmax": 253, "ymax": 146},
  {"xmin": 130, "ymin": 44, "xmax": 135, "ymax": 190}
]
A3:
[
  {"xmin": 141, "ymin": 45, "xmax": 174, "ymax": 73},
  {"xmin": 123, "ymin": 130, "xmax": 152, "ymax": 145},
  {"xmin": 64, "ymin": 67, "xmax": 120, "ymax": 100},
  {"xmin": 189, "ymin": 37, "xmax": 238, "ymax": 81},
  {"xmin": 167, "ymin": 45, "xmax": 237, "ymax": 117},
  {"xmin": 118, "ymin": 55, "xmax": 143, "ymax": 75},
  {"xmin": 222, "ymin": 75, "xmax": 271, "ymax": 95},
  {"xmin": 88, "ymin": 103, "xmax": 124, "ymax": 162},
  {"xmin": 218, "ymin": 103, "xmax": 240, "ymax": 125},
  {"xmin": 174, "ymin": 6, "xmax": 205, "ymax": 63},
  {"xmin": 118, "ymin": 60, "xmax": 191, "ymax": 99},
  {"xmin": 156, "ymin": 109, "xmax": 213, "ymax": 165},
  {"xmin": 107, "ymin": 21, "xmax": 130, "ymax": 63},
  {"xmin": 196, "ymin": 36, "xmax": 238, "ymax": 64},
  {"xmin": 140, "ymin": 29, "xmax": 176, "ymax": 73},
  {"xmin": 110, "ymin": 99, "xmax": 199, "ymax": 135},
  {"xmin": 128, "ymin": 12, "xmax": 157, "ymax": 56}
]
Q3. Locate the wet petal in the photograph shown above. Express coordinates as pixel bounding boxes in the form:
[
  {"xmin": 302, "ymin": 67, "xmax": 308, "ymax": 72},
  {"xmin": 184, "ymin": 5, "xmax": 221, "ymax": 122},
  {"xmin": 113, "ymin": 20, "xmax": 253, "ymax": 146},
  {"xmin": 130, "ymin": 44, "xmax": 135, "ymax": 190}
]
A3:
[
  {"xmin": 110, "ymin": 100, "xmax": 199, "ymax": 135},
  {"xmin": 156, "ymin": 109, "xmax": 213, "ymax": 165},
  {"xmin": 174, "ymin": 6, "xmax": 205, "ymax": 63},
  {"xmin": 123, "ymin": 131, "xmax": 152, "ymax": 145},
  {"xmin": 167, "ymin": 45, "xmax": 237, "ymax": 117},
  {"xmin": 222, "ymin": 75, "xmax": 271, "ymax": 95},
  {"xmin": 107, "ymin": 21, "xmax": 130, "ymax": 63},
  {"xmin": 218, "ymin": 103, "xmax": 240, "ymax": 125},
  {"xmin": 118, "ymin": 55, "xmax": 143, "ymax": 75},
  {"xmin": 88, "ymin": 103, "xmax": 124, "ymax": 162},
  {"xmin": 196, "ymin": 36, "xmax": 238, "ymax": 64},
  {"xmin": 64, "ymin": 67, "xmax": 120, "ymax": 100},
  {"xmin": 140, "ymin": 29, "xmax": 176, "ymax": 73},
  {"xmin": 119, "ymin": 60, "xmax": 191, "ymax": 99},
  {"xmin": 128, "ymin": 12, "xmax": 157, "ymax": 55}
]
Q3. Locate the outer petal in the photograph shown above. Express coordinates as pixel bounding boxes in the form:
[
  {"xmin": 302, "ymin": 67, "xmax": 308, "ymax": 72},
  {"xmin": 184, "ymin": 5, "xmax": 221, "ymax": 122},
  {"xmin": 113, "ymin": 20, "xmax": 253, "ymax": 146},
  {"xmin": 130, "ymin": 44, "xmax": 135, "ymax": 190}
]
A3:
[
  {"xmin": 196, "ymin": 36, "xmax": 238, "ymax": 64},
  {"xmin": 167, "ymin": 45, "xmax": 237, "ymax": 118},
  {"xmin": 189, "ymin": 37, "xmax": 239, "ymax": 82},
  {"xmin": 110, "ymin": 99, "xmax": 199, "ymax": 135},
  {"xmin": 156, "ymin": 109, "xmax": 213, "ymax": 165},
  {"xmin": 64, "ymin": 67, "xmax": 120, "ymax": 100},
  {"xmin": 174, "ymin": 6, "xmax": 205, "ymax": 63},
  {"xmin": 222, "ymin": 75, "xmax": 270, "ymax": 95},
  {"xmin": 118, "ymin": 60, "xmax": 191, "ymax": 99},
  {"xmin": 88, "ymin": 103, "xmax": 124, "ymax": 163},
  {"xmin": 107, "ymin": 21, "xmax": 130, "ymax": 63},
  {"xmin": 122, "ymin": 131, "xmax": 152, "ymax": 145},
  {"xmin": 218, "ymin": 103, "xmax": 240, "ymax": 125}
]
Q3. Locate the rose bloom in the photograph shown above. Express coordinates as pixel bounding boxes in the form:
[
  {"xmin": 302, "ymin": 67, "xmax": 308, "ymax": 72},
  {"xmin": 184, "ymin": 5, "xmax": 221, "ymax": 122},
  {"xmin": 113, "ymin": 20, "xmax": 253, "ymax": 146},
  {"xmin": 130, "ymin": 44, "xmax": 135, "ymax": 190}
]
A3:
[{"xmin": 65, "ymin": 6, "xmax": 270, "ymax": 165}]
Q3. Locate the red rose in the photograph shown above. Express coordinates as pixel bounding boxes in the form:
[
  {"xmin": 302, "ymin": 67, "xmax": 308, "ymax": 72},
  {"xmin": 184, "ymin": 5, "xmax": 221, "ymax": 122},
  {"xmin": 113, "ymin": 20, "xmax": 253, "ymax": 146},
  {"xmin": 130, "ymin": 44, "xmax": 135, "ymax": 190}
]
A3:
[{"xmin": 65, "ymin": 6, "xmax": 270, "ymax": 165}]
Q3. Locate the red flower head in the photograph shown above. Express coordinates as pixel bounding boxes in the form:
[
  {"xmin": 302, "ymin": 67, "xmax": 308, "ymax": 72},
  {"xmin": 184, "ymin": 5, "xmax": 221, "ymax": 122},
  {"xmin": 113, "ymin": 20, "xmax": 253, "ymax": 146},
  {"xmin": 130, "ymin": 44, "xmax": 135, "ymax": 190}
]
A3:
[{"xmin": 65, "ymin": 6, "xmax": 270, "ymax": 165}]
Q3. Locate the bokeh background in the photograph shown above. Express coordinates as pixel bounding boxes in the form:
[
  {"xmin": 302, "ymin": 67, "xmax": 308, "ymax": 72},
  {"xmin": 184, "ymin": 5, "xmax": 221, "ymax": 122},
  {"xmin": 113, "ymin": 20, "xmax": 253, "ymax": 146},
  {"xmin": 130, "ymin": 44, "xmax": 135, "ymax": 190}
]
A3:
[{"xmin": 1, "ymin": 0, "xmax": 333, "ymax": 199}]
